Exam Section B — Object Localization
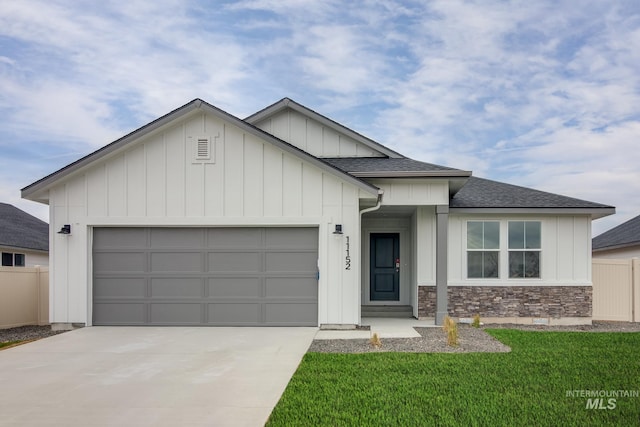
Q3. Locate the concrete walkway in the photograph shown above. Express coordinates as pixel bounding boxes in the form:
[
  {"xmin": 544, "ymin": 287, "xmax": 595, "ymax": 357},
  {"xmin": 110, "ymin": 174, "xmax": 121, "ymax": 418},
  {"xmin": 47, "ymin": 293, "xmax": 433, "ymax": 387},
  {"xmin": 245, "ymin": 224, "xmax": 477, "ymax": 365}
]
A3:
[
  {"xmin": 314, "ymin": 317, "xmax": 438, "ymax": 340},
  {"xmin": 0, "ymin": 327, "xmax": 317, "ymax": 427}
]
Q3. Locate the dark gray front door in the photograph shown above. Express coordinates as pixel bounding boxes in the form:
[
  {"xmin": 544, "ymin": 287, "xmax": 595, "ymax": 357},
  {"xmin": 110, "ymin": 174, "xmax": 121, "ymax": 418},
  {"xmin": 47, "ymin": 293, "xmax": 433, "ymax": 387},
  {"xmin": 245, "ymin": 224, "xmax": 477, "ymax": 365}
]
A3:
[
  {"xmin": 370, "ymin": 233, "xmax": 400, "ymax": 301},
  {"xmin": 93, "ymin": 227, "xmax": 318, "ymax": 326}
]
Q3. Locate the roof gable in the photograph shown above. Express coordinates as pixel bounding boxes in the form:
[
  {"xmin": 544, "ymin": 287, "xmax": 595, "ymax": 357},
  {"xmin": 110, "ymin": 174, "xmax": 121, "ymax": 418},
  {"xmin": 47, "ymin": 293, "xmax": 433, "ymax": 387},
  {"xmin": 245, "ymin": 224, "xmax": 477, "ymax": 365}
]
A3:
[
  {"xmin": 593, "ymin": 214, "xmax": 640, "ymax": 251},
  {"xmin": 0, "ymin": 203, "xmax": 48, "ymax": 251},
  {"xmin": 245, "ymin": 98, "xmax": 402, "ymax": 159},
  {"xmin": 22, "ymin": 99, "xmax": 379, "ymax": 202}
]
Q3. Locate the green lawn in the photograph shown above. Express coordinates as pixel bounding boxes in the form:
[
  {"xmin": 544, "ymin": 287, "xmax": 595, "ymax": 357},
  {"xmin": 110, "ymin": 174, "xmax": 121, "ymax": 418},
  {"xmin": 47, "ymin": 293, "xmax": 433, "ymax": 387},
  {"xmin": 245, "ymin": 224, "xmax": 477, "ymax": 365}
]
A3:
[
  {"xmin": 267, "ymin": 330, "xmax": 640, "ymax": 426},
  {"xmin": 0, "ymin": 340, "xmax": 22, "ymax": 349}
]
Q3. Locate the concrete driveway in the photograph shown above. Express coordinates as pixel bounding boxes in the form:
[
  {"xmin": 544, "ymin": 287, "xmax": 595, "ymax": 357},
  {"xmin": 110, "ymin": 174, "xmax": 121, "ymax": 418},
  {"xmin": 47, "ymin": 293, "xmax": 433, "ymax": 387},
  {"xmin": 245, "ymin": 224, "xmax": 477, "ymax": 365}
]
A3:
[{"xmin": 0, "ymin": 327, "xmax": 317, "ymax": 427}]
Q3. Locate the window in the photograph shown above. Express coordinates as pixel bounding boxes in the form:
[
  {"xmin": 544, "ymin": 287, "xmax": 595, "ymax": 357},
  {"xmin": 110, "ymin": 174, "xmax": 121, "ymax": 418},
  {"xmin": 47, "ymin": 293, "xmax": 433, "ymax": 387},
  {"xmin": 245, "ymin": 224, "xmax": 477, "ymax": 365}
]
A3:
[
  {"xmin": 1, "ymin": 252, "xmax": 12, "ymax": 266},
  {"xmin": 14, "ymin": 253, "xmax": 25, "ymax": 267},
  {"xmin": 509, "ymin": 221, "xmax": 541, "ymax": 278},
  {"xmin": 467, "ymin": 221, "xmax": 500, "ymax": 278},
  {"xmin": 1, "ymin": 252, "xmax": 26, "ymax": 267}
]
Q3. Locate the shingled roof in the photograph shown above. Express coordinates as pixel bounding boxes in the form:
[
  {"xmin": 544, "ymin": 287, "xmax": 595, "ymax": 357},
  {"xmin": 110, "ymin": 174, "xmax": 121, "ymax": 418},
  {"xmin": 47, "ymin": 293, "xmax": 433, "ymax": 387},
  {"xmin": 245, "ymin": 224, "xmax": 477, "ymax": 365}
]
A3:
[
  {"xmin": 593, "ymin": 214, "xmax": 640, "ymax": 251},
  {"xmin": 451, "ymin": 177, "xmax": 614, "ymax": 212},
  {"xmin": 323, "ymin": 157, "xmax": 470, "ymax": 177},
  {"xmin": 0, "ymin": 203, "xmax": 49, "ymax": 251}
]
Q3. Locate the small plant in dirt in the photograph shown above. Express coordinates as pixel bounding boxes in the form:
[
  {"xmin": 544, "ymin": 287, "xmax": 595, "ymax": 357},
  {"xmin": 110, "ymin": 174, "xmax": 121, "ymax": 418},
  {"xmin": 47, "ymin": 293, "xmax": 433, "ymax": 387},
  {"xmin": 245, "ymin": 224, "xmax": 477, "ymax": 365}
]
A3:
[
  {"xmin": 370, "ymin": 332, "xmax": 382, "ymax": 348},
  {"xmin": 472, "ymin": 314, "xmax": 481, "ymax": 328},
  {"xmin": 443, "ymin": 316, "xmax": 458, "ymax": 347}
]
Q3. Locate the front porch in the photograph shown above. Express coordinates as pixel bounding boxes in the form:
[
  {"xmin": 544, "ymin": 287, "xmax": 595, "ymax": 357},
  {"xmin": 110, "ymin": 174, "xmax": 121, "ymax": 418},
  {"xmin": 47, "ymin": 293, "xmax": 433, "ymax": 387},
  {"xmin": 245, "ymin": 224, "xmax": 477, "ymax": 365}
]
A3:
[{"xmin": 360, "ymin": 204, "xmax": 449, "ymax": 325}]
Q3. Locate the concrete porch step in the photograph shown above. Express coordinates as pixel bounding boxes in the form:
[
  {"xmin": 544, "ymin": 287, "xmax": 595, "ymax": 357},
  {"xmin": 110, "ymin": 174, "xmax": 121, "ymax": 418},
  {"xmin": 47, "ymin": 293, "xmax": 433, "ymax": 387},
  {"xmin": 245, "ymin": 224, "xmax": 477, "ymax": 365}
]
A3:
[{"xmin": 361, "ymin": 305, "xmax": 413, "ymax": 318}]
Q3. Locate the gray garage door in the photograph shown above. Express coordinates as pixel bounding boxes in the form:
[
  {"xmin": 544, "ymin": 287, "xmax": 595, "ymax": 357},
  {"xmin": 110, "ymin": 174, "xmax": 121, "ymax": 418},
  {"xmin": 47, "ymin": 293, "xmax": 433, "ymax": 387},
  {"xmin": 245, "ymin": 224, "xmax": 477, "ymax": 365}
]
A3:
[{"xmin": 93, "ymin": 227, "xmax": 318, "ymax": 326}]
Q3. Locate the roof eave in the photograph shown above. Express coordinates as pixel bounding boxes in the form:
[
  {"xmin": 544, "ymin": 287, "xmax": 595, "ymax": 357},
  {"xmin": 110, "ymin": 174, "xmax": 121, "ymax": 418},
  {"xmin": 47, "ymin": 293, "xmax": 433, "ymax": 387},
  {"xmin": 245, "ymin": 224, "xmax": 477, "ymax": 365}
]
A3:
[
  {"xmin": 0, "ymin": 243, "xmax": 49, "ymax": 253},
  {"xmin": 449, "ymin": 207, "xmax": 616, "ymax": 219},
  {"xmin": 351, "ymin": 170, "xmax": 472, "ymax": 178},
  {"xmin": 593, "ymin": 241, "xmax": 640, "ymax": 252}
]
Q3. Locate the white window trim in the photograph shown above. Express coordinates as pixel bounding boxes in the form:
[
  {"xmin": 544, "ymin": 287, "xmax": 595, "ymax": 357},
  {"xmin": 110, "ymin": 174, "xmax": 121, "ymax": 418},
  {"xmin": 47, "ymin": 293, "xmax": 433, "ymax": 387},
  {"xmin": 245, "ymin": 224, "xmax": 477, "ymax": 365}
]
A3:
[
  {"xmin": 466, "ymin": 220, "xmax": 501, "ymax": 279},
  {"xmin": 507, "ymin": 220, "xmax": 542, "ymax": 279},
  {"xmin": 464, "ymin": 220, "xmax": 543, "ymax": 282}
]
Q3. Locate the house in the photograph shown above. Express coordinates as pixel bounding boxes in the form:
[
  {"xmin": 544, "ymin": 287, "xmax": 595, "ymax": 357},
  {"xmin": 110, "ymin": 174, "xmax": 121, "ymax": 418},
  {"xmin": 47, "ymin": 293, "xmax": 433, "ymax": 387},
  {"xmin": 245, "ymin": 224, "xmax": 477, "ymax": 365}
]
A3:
[
  {"xmin": 21, "ymin": 98, "xmax": 614, "ymax": 329},
  {"xmin": 593, "ymin": 214, "xmax": 640, "ymax": 259},
  {"xmin": 0, "ymin": 203, "xmax": 49, "ymax": 267}
]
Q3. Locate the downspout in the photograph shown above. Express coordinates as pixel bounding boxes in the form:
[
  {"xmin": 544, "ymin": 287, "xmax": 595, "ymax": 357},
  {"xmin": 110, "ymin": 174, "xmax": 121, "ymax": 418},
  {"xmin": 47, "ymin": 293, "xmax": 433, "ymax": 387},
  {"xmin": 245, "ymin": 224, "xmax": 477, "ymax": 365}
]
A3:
[
  {"xmin": 359, "ymin": 189, "xmax": 384, "ymax": 216},
  {"xmin": 358, "ymin": 189, "xmax": 384, "ymax": 324}
]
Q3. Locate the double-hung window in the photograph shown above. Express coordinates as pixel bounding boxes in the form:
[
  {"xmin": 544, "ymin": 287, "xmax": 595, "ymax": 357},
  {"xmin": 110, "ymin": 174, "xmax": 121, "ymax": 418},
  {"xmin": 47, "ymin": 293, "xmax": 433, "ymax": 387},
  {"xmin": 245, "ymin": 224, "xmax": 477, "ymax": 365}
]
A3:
[
  {"xmin": 508, "ymin": 221, "xmax": 541, "ymax": 278},
  {"xmin": 467, "ymin": 221, "xmax": 500, "ymax": 278}
]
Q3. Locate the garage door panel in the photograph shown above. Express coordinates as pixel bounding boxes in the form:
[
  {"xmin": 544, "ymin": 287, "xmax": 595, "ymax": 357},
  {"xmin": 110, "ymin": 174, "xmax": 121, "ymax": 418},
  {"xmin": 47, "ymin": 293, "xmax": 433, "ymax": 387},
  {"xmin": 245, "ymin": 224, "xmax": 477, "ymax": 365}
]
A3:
[
  {"xmin": 208, "ymin": 278, "xmax": 262, "ymax": 298},
  {"xmin": 94, "ymin": 303, "xmax": 146, "ymax": 324},
  {"xmin": 150, "ymin": 303, "xmax": 202, "ymax": 324},
  {"xmin": 94, "ymin": 228, "xmax": 146, "ymax": 248},
  {"xmin": 265, "ymin": 277, "xmax": 317, "ymax": 298},
  {"xmin": 150, "ymin": 228, "xmax": 204, "ymax": 248},
  {"xmin": 94, "ymin": 252, "xmax": 147, "ymax": 273},
  {"xmin": 208, "ymin": 252, "xmax": 262, "ymax": 272},
  {"xmin": 150, "ymin": 278, "xmax": 203, "ymax": 298},
  {"xmin": 94, "ymin": 278, "xmax": 146, "ymax": 298},
  {"xmin": 266, "ymin": 228, "xmax": 318, "ymax": 248},
  {"xmin": 207, "ymin": 228, "xmax": 262, "ymax": 249},
  {"xmin": 266, "ymin": 252, "xmax": 317, "ymax": 272},
  {"xmin": 93, "ymin": 227, "xmax": 318, "ymax": 326},
  {"xmin": 208, "ymin": 303, "xmax": 261, "ymax": 324},
  {"xmin": 151, "ymin": 252, "xmax": 203, "ymax": 272},
  {"xmin": 265, "ymin": 303, "xmax": 317, "ymax": 325}
]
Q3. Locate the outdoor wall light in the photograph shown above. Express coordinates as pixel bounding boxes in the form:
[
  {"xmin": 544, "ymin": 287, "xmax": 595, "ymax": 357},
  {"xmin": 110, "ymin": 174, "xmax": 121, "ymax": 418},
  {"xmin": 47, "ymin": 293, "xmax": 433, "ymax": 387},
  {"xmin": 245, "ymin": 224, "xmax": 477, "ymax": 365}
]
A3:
[
  {"xmin": 333, "ymin": 224, "xmax": 343, "ymax": 235},
  {"xmin": 57, "ymin": 224, "xmax": 71, "ymax": 235}
]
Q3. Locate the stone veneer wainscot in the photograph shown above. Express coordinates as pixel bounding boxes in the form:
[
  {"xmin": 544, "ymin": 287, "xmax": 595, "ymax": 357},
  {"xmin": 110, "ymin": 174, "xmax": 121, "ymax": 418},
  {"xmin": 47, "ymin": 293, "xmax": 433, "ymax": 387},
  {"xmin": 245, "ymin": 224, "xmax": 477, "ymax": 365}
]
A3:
[{"xmin": 418, "ymin": 286, "xmax": 592, "ymax": 318}]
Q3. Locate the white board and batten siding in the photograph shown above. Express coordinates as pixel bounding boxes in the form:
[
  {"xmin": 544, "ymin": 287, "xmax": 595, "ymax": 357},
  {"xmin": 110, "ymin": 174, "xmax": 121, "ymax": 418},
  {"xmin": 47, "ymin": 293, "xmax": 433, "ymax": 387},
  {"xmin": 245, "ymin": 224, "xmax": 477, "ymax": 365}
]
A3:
[
  {"xmin": 448, "ymin": 214, "xmax": 592, "ymax": 286},
  {"xmin": 367, "ymin": 179, "xmax": 449, "ymax": 206},
  {"xmin": 48, "ymin": 111, "xmax": 370, "ymax": 326},
  {"xmin": 254, "ymin": 109, "xmax": 385, "ymax": 158}
]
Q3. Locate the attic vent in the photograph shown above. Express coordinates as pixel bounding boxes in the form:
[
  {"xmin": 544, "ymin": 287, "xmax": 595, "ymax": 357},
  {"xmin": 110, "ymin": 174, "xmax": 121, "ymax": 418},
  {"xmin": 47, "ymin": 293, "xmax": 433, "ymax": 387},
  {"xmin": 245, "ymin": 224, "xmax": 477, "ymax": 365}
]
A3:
[{"xmin": 196, "ymin": 137, "xmax": 210, "ymax": 160}]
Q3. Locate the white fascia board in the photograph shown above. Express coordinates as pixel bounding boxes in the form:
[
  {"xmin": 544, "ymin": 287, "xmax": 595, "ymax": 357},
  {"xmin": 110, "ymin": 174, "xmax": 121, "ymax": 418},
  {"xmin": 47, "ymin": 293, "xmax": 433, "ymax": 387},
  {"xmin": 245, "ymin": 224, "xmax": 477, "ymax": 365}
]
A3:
[{"xmin": 449, "ymin": 207, "xmax": 616, "ymax": 219}]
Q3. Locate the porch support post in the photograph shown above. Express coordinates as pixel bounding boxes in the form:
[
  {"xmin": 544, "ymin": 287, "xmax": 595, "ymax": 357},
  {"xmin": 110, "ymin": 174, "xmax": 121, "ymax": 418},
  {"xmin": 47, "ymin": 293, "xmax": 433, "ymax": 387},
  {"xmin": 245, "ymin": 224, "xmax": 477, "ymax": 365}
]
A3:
[{"xmin": 435, "ymin": 205, "xmax": 449, "ymax": 326}]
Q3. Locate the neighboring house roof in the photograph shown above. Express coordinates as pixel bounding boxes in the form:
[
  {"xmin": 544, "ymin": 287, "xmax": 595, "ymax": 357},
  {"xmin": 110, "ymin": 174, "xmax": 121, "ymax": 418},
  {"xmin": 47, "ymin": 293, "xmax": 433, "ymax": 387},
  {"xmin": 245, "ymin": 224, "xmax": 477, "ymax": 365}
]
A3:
[
  {"xmin": 450, "ymin": 177, "xmax": 614, "ymax": 218},
  {"xmin": 244, "ymin": 97, "xmax": 403, "ymax": 159},
  {"xmin": 593, "ymin": 214, "xmax": 640, "ymax": 251},
  {"xmin": 323, "ymin": 157, "xmax": 471, "ymax": 178},
  {"xmin": 0, "ymin": 203, "xmax": 48, "ymax": 251},
  {"xmin": 22, "ymin": 99, "xmax": 380, "ymax": 202}
]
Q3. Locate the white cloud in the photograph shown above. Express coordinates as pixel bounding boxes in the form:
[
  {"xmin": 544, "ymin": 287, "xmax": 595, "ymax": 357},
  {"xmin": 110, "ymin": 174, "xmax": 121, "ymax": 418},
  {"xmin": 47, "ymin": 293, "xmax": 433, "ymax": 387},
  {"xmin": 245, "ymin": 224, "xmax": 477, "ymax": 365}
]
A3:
[{"xmin": 0, "ymin": 0, "xmax": 638, "ymax": 238}]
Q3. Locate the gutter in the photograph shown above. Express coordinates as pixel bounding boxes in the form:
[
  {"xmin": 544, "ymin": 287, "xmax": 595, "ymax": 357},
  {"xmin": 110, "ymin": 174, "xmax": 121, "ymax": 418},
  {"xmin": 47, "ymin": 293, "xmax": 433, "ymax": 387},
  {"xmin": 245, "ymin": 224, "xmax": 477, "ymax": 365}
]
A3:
[
  {"xmin": 359, "ymin": 189, "xmax": 384, "ymax": 216},
  {"xmin": 351, "ymin": 170, "xmax": 472, "ymax": 178}
]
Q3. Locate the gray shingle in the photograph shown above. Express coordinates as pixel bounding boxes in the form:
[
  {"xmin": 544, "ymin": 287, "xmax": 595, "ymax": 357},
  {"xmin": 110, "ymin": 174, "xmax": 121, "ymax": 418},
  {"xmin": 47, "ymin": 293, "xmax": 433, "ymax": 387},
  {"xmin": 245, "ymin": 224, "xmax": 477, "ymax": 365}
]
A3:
[
  {"xmin": 592, "ymin": 214, "xmax": 640, "ymax": 250},
  {"xmin": 451, "ymin": 177, "xmax": 614, "ymax": 209},
  {"xmin": 323, "ymin": 157, "xmax": 465, "ymax": 174},
  {"xmin": 0, "ymin": 203, "xmax": 49, "ymax": 251}
]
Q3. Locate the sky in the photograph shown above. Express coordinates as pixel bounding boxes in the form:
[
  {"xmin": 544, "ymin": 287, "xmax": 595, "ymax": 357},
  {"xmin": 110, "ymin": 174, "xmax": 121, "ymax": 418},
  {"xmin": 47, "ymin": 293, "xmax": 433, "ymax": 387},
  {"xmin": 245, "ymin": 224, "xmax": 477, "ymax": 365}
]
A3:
[{"xmin": 1, "ymin": 0, "xmax": 639, "ymax": 236}]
